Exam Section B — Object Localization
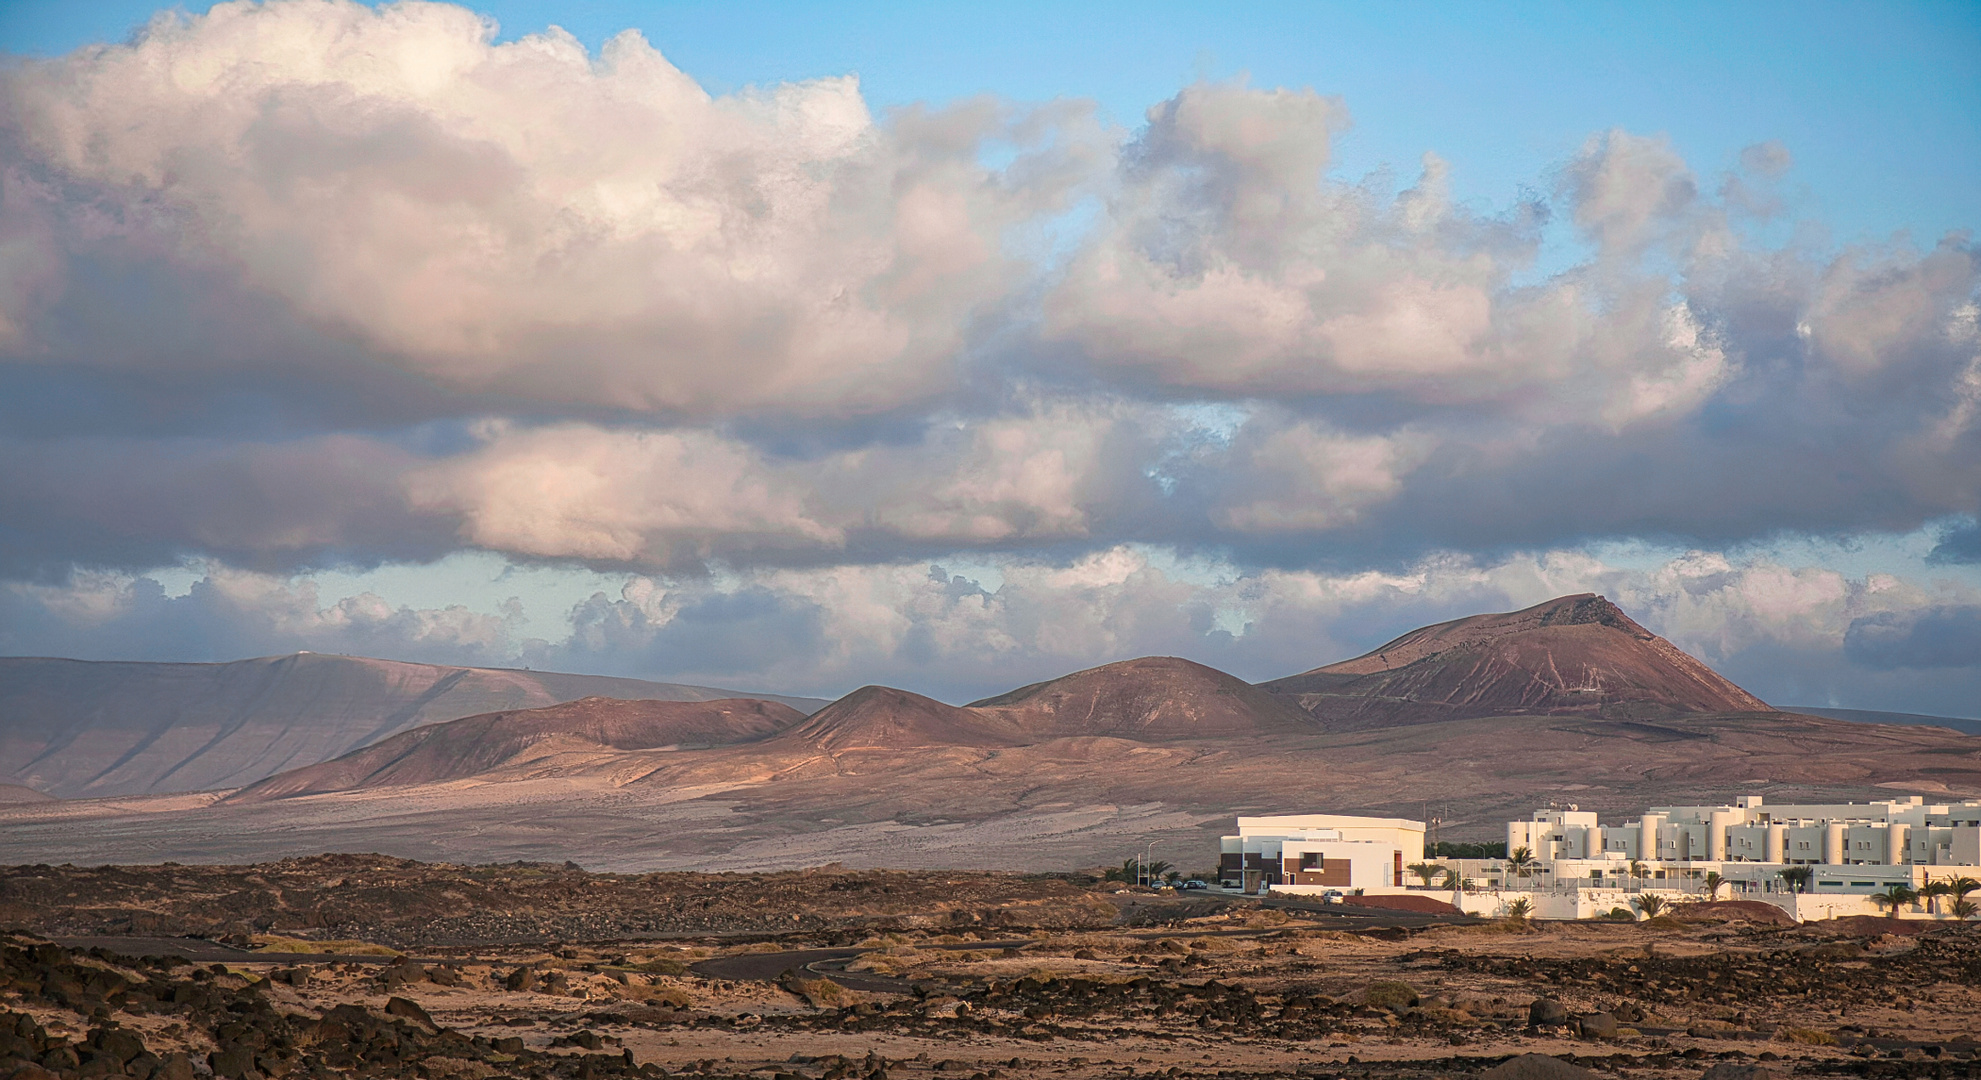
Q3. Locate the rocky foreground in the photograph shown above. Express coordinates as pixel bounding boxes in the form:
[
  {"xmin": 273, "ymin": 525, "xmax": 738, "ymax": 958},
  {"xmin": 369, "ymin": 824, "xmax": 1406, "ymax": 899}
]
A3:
[{"xmin": 1, "ymin": 859, "xmax": 1979, "ymax": 1080}]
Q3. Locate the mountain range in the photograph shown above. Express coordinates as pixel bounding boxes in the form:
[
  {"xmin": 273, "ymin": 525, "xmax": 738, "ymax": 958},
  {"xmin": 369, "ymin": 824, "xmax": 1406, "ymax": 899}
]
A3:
[
  {"xmin": 0, "ymin": 653, "xmax": 826, "ymax": 798},
  {"xmin": 3, "ymin": 594, "xmax": 1975, "ymax": 871}
]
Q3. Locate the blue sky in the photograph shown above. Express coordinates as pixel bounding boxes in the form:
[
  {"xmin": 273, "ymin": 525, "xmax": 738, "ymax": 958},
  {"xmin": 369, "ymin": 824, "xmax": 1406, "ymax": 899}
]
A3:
[
  {"xmin": 1, "ymin": 0, "xmax": 1979, "ymax": 713},
  {"xmin": 6, "ymin": 1, "xmax": 1977, "ymax": 246}
]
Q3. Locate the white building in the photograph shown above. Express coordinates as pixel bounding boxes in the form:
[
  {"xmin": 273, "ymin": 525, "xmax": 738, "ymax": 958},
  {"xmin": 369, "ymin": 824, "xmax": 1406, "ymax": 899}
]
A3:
[
  {"xmin": 1219, "ymin": 814, "xmax": 1425, "ymax": 894},
  {"xmin": 1510, "ymin": 795, "xmax": 1981, "ymax": 869},
  {"xmin": 1482, "ymin": 795, "xmax": 1981, "ymax": 921}
]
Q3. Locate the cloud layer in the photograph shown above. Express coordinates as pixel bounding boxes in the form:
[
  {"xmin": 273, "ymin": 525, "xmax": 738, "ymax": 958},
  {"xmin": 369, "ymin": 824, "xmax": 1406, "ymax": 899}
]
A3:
[{"xmin": 1, "ymin": 1, "xmax": 1978, "ymax": 713}]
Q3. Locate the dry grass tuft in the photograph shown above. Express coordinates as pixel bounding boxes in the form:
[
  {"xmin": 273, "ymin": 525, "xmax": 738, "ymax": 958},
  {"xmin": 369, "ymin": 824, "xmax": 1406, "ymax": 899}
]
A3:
[{"xmin": 251, "ymin": 935, "xmax": 401, "ymax": 956}]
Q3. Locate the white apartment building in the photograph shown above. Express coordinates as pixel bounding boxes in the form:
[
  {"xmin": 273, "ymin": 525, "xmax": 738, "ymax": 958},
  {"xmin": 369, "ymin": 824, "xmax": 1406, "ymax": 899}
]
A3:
[
  {"xmin": 1219, "ymin": 814, "xmax": 1425, "ymax": 894},
  {"xmin": 1220, "ymin": 797, "xmax": 1981, "ymax": 920},
  {"xmin": 1509, "ymin": 796, "xmax": 1981, "ymax": 870},
  {"xmin": 1498, "ymin": 795, "xmax": 1981, "ymax": 910}
]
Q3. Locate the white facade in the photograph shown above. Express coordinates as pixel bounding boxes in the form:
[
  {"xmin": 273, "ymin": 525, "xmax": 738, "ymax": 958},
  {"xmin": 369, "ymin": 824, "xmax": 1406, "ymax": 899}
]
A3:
[
  {"xmin": 1219, "ymin": 814, "xmax": 1425, "ymax": 894},
  {"xmin": 1508, "ymin": 795, "xmax": 1981, "ymax": 870},
  {"xmin": 1486, "ymin": 795, "xmax": 1981, "ymax": 918}
]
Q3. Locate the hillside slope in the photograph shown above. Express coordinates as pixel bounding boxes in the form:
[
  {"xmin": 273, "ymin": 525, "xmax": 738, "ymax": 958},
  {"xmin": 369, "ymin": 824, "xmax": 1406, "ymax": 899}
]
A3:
[
  {"xmin": 1261, "ymin": 594, "xmax": 1770, "ymax": 728},
  {"xmin": 228, "ymin": 696, "xmax": 806, "ymax": 802},
  {"xmin": 0, "ymin": 654, "xmax": 826, "ymax": 798},
  {"xmin": 971, "ymin": 656, "xmax": 1317, "ymax": 738}
]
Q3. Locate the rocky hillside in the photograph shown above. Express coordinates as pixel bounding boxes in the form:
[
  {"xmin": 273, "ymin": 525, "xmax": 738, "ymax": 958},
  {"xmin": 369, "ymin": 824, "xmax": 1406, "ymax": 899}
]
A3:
[{"xmin": 1261, "ymin": 594, "xmax": 1771, "ymax": 728}]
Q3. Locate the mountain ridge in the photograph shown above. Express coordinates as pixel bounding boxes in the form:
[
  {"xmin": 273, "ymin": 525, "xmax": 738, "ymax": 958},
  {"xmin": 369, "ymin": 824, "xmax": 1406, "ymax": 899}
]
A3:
[
  {"xmin": 1260, "ymin": 594, "xmax": 1771, "ymax": 728},
  {"xmin": 0, "ymin": 653, "xmax": 827, "ymax": 798}
]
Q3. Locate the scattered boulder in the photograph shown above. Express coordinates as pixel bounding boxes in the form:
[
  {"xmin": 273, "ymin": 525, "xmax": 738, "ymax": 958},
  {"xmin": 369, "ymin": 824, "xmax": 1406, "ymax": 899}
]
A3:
[
  {"xmin": 384, "ymin": 996, "xmax": 437, "ymax": 1030},
  {"xmin": 1528, "ymin": 998, "xmax": 1569, "ymax": 1028},
  {"xmin": 1702, "ymin": 1065, "xmax": 1790, "ymax": 1080},
  {"xmin": 1482, "ymin": 1054, "xmax": 1600, "ymax": 1080},
  {"xmin": 378, "ymin": 960, "xmax": 426, "ymax": 988},
  {"xmin": 1576, "ymin": 1012, "xmax": 1619, "ymax": 1039},
  {"xmin": 207, "ymin": 1045, "xmax": 257, "ymax": 1080}
]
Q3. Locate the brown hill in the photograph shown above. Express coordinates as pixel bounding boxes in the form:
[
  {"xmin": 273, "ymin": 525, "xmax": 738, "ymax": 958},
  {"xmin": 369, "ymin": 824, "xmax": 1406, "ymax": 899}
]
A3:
[
  {"xmin": 0, "ymin": 653, "xmax": 826, "ymax": 798},
  {"xmin": 970, "ymin": 656, "xmax": 1317, "ymax": 738},
  {"xmin": 786, "ymin": 656, "xmax": 1321, "ymax": 752},
  {"xmin": 1261, "ymin": 594, "xmax": 1770, "ymax": 728},
  {"xmin": 227, "ymin": 696, "xmax": 805, "ymax": 802},
  {"xmin": 779, "ymin": 686, "xmax": 1026, "ymax": 752}
]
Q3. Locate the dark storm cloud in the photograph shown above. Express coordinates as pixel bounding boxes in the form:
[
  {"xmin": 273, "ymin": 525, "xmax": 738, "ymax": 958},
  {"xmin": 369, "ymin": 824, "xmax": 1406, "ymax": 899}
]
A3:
[
  {"xmin": 1845, "ymin": 606, "xmax": 1981, "ymax": 670},
  {"xmin": 1930, "ymin": 519, "xmax": 1981, "ymax": 564}
]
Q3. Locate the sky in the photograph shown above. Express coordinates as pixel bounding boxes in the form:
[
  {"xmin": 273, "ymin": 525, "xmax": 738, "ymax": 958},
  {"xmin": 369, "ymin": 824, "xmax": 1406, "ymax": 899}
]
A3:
[{"xmin": 1, "ymin": 0, "xmax": 1979, "ymax": 714}]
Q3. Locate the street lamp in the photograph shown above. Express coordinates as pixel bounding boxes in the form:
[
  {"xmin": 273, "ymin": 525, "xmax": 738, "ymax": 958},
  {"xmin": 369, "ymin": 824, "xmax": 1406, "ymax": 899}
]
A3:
[{"xmin": 1143, "ymin": 840, "xmax": 1164, "ymax": 887}]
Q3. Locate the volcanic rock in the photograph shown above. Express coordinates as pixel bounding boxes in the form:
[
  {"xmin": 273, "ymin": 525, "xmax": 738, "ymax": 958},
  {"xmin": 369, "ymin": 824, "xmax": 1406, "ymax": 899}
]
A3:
[
  {"xmin": 1702, "ymin": 1066, "xmax": 1789, "ymax": 1080},
  {"xmin": 1483, "ymin": 1055, "xmax": 1599, "ymax": 1080},
  {"xmin": 1262, "ymin": 594, "xmax": 1772, "ymax": 728},
  {"xmin": 1528, "ymin": 998, "xmax": 1569, "ymax": 1027},
  {"xmin": 1575, "ymin": 1011, "xmax": 1619, "ymax": 1039}
]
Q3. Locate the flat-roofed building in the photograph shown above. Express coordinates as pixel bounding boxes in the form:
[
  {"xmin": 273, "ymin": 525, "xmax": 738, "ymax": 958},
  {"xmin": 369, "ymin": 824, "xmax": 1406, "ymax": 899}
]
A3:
[
  {"xmin": 1497, "ymin": 795, "xmax": 1981, "ymax": 909},
  {"xmin": 1219, "ymin": 814, "xmax": 1425, "ymax": 894}
]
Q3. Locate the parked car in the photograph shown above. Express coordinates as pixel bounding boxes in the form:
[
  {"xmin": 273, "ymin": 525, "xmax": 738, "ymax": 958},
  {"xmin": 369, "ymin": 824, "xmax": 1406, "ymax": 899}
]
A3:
[
  {"xmin": 1320, "ymin": 889, "xmax": 1345, "ymax": 904},
  {"xmin": 1181, "ymin": 879, "xmax": 1208, "ymax": 890}
]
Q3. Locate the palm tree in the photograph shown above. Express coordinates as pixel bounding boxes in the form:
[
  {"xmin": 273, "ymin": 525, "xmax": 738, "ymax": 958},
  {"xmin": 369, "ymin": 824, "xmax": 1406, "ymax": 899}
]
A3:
[
  {"xmin": 1407, "ymin": 862, "xmax": 1445, "ymax": 888},
  {"xmin": 1778, "ymin": 866, "xmax": 1814, "ymax": 894},
  {"xmin": 1507, "ymin": 846, "xmax": 1537, "ymax": 880},
  {"xmin": 1951, "ymin": 898, "xmax": 1978, "ymax": 920},
  {"xmin": 1870, "ymin": 884, "xmax": 1918, "ymax": 917},
  {"xmin": 1505, "ymin": 898, "xmax": 1533, "ymax": 920},
  {"xmin": 1633, "ymin": 893, "xmax": 1667, "ymax": 919},
  {"xmin": 1701, "ymin": 872, "xmax": 1726, "ymax": 900},
  {"xmin": 1945, "ymin": 876, "xmax": 1981, "ymax": 908},
  {"xmin": 1919, "ymin": 878, "xmax": 1951, "ymax": 916},
  {"xmin": 1103, "ymin": 858, "xmax": 1139, "ymax": 883},
  {"xmin": 1163, "ymin": 870, "xmax": 1183, "ymax": 886},
  {"xmin": 1145, "ymin": 859, "xmax": 1174, "ymax": 885},
  {"xmin": 1440, "ymin": 868, "xmax": 1470, "ymax": 892},
  {"xmin": 1627, "ymin": 860, "xmax": 1648, "ymax": 891}
]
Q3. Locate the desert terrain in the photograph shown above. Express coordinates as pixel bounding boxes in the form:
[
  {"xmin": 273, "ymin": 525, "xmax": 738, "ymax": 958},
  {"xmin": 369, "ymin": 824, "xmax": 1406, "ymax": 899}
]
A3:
[{"xmin": 0, "ymin": 858, "xmax": 1975, "ymax": 1080}]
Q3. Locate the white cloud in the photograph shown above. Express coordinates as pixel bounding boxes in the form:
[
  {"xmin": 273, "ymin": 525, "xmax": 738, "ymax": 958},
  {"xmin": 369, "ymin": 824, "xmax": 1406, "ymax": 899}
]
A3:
[
  {"xmin": 1, "ymin": 4, "xmax": 1979, "ymax": 719},
  {"xmin": 1, "ymin": 0, "xmax": 1085, "ymax": 418},
  {"xmin": 406, "ymin": 424, "xmax": 843, "ymax": 564}
]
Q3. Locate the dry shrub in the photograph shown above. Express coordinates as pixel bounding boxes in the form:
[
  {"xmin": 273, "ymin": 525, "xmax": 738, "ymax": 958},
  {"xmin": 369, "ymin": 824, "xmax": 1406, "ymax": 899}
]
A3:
[
  {"xmin": 1361, "ymin": 981, "xmax": 1420, "ymax": 1011},
  {"xmin": 1779, "ymin": 1028, "xmax": 1840, "ymax": 1046},
  {"xmin": 848, "ymin": 948, "xmax": 924, "ymax": 976},
  {"xmin": 633, "ymin": 956, "xmax": 687, "ymax": 976},
  {"xmin": 251, "ymin": 935, "xmax": 402, "ymax": 956},
  {"xmin": 419, "ymin": 1057, "xmax": 496, "ymax": 1079},
  {"xmin": 783, "ymin": 975, "xmax": 846, "ymax": 1009},
  {"xmin": 640, "ymin": 985, "xmax": 691, "ymax": 1009},
  {"xmin": 1189, "ymin": 937, "xmax": 1238, "ymax": 954}
]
